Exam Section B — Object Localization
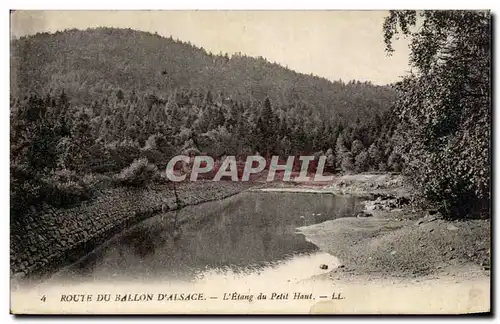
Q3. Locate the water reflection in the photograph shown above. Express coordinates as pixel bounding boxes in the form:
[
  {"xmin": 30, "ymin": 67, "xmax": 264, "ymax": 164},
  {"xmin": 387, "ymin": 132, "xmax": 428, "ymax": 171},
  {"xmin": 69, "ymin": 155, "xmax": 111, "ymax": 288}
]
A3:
[{"xmin": 53, "ymin": 192, "xmax": 363, "ymax": 283}]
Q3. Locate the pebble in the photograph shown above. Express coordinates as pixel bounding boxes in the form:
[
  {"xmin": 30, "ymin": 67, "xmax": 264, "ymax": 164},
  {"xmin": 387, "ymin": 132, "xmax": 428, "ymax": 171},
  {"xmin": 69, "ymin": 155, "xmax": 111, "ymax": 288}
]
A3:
[{"xmin": 357, "ymin": 212, "xmax": 373, "ymax": 218}]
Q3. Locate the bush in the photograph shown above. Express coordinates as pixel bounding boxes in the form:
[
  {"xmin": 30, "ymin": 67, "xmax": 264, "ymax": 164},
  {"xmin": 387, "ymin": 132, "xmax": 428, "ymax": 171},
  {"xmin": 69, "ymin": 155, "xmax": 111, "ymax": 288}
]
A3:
[
  {"xmin": 354, "ymin": 150, "xmax": 369, "ymax": 173},
  {"xmin": 140, "ymin": 148, "xmax": 167, "ymax": 169},
  {"xmin": 39, "ymin": 169, "xmax": 92, "ymax": 207},
  {"xmin": 10, "ymin": 165, "xmax": 102, "ymax": 219},
  {"xmin": 104, "ymin": 140, "xmax": 142, "ymax": 172},
  {"xmin": 82, "ymin": 173, "xmax": 112, "ymax": 191},
  {"xmin": 115, "ymin": 158, "xmax": 161, "ymax": 187},
  {"xmin": 387, "ymin": 151, "xmax": 402, "ymax": 173},
  {"xmin": 325, "ymin": 148, "xmax": 336, "ymax": 172},
  {"xmin": 10, "ymin": 164, "xmax": 42, "ymax": 218},
  {"xmin": 340, "ymin": 152, "xmax": 355, "ymax": 173},
  {"xmin": 384, "ymin": 11, "xmax": 490, "ymax": 219}
]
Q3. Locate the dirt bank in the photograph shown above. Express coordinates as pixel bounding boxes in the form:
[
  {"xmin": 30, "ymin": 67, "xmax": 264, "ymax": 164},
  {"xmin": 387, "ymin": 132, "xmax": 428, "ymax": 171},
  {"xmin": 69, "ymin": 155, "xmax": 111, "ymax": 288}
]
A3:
[
  {"xmin": 264, "ymin": 173, "xmax": 490, "ymax": 281},
  {"xmin": 298, "ymin": 210, "xmax": 490, "ymax": 280},
  {"xmin": 256, "ymin": 172, "xmax": 410, "ymax": 197}
]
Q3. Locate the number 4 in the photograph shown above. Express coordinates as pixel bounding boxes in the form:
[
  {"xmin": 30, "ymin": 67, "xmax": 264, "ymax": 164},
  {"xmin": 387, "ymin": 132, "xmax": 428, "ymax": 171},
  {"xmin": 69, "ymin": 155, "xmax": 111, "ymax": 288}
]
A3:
[{"xmin": 40, "ymin": 295, "xmax": 46, "ymax": 302}]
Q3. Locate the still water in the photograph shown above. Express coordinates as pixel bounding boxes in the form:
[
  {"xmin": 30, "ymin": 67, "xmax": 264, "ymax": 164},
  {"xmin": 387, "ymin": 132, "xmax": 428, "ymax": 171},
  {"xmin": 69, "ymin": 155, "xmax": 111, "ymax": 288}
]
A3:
[{"xmin": 52, "ymin": 192, "xmax": 364, "ymax": 284}]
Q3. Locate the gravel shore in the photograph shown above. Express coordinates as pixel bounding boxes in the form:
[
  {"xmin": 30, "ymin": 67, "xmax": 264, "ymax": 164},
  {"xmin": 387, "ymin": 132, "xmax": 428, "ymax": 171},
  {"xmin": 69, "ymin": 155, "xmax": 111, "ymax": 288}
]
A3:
[{"xmin": 267, "ymin": 173, "xmax": 491, "ymax": 281}]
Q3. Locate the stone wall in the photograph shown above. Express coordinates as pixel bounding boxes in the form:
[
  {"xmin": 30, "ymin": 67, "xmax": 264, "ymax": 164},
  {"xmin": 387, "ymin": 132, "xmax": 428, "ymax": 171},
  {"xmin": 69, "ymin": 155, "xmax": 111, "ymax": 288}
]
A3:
[{"xmin": 10, "ymin": 181, "xmax": 254, "ymax": 280}]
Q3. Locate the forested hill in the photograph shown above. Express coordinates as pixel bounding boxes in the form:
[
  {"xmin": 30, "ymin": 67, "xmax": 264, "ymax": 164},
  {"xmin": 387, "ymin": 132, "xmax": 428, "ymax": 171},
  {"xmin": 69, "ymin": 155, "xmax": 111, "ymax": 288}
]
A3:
[
  {"xmin": 11, "ymin": 27, "xmax": 403, "ymax": 216},
  {"xmin": 10, "ymin": 27, "xmax": 394, "ymax": 122}
]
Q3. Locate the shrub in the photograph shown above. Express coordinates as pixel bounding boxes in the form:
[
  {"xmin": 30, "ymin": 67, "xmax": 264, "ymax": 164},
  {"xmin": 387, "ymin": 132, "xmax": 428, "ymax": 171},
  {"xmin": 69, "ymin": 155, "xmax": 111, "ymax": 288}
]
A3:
[
  {"xmin": 340, "ymin": 152, "xmax": 355, "ymax": 173},
  {"xmin": 10, "ymin": 165, "xmax": 101, "ymax": 219},
  {"xmin": 82, "ymin": 173, "xmax": 112, "ymax": 191},
  {"xmin": 368, "ymin": 143, "xmax": 382, "ymax": 169},
  {"xmin": 10, "ymin": 164, "xmax": 42, "ymax": 218},
  {"xmin": 384, "ymin": 11, "xmax": 490, "ymax": 218},
  {"xmin": 387, "ymin": 151, "xmax": 402, "ymax": 173},
  {"xmin": 354, "ymin": 150, "xmax": 369, "ymax": 173},
  {"xmin": 141, "ymin": 148, "xmax": 167, "ymax": 169},
  {"xmin": 325, "ymin": 148, "xmax": 336, "ymax": 172},
  {"xmin": 39, "ymin": 169, "xmax": 92, "ymax": 207},
  {"xmin": 115, "ymin": 158, "xmax": 160, "ymax": 187},
  {"xmin": 350, "ymin": 139, "xmax": 365, "ymax": 156},
  {"xmin": 104, "ymin": 140, "xmax": 142, "ymax": 172}
]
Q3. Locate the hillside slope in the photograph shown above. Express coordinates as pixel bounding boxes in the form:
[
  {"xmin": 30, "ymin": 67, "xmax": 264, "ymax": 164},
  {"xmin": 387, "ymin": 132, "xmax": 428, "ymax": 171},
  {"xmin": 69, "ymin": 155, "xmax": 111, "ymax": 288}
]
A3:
[
  {"xmin": 10, "ymin": 28, "xmax": 402, "ymax": 218},
  {"xmin": 10, "ymin": 27, "xmax": 395, "ymax": 122}
]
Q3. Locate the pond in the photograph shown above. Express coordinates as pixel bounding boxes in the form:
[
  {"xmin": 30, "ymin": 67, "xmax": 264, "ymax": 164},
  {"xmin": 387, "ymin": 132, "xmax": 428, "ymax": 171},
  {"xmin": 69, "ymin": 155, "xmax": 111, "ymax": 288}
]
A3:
[{"xmin": 51, "ymin": 192, "xmax": 365, "ymax": 284}]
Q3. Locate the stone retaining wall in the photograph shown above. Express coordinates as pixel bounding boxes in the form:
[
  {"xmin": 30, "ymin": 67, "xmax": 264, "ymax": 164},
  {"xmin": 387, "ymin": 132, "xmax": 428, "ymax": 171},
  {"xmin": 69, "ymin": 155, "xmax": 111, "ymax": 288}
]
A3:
[{"xmin": 10, "ymin": 181, "xmax": 254, "ymax": 280}]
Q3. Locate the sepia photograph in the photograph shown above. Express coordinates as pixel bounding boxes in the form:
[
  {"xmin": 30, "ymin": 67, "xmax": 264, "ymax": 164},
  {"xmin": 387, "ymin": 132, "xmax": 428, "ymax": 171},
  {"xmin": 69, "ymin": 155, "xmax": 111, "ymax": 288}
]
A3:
[{"xmin": 9, "ymin": 9, "xmax": 491, "ymax": 315}]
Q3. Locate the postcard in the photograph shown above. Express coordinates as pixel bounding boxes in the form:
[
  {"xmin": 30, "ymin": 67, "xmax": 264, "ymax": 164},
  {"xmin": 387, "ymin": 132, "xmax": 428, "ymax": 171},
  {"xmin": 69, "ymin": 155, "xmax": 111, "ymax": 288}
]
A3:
[{"xmin": 10, "ymin": 10, "xmax": 491, "ymax": 315}]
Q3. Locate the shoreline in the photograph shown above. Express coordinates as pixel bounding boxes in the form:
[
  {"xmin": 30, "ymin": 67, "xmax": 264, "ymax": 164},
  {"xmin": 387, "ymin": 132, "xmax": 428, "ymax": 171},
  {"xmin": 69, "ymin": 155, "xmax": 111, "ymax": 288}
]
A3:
[
  {"xmin": 257, "ymin": 173, "xmax": 490, "ymax": 284},
  {"xmin": 255, "ymin": 172, "xmax": 411, "ymax": 197},
  {"xmin": 11, "ymin": 173, "xmax": 491, "ymax": 313},
  {"xmin": 12, "ymin": 173, "xmax": 490, "ymax": 287},
  {"xmin": 287, "ymin": 174, "xmax": 490, "ymax": 283},
  {"xmin": 11, "ymin": 181, "xmax": 258, "ymax": 283}
]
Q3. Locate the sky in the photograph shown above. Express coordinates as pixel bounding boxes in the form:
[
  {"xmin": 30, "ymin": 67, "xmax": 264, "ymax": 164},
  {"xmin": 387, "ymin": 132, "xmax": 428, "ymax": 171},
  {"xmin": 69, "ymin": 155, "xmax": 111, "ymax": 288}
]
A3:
[{"xmin": 10, "ymin": 10, "xmax": 412, "ymax": 85}]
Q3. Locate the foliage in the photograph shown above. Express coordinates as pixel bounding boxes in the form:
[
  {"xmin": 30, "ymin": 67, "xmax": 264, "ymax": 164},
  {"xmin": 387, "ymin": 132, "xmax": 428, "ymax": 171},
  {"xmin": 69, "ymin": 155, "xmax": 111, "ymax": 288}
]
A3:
[
  {"xmin": 10, "ymin": 165, "xmax": 95, "ymax": 218},
  {"xmin": 383, "ymin": 10, "xmax": 490, "ymax": 218},
  {"xmin": 354, "ymin": 150, "xmax": 369, "ymax": 173},
  {"xmin": 10, "ymin": 27, "xmax": 405, "ymax": 219},
  {"xmin": 368, "ymin": 143, "xmax": 382, "ymax": 169},
  {"xmin": 350, "ymin": 139, "xmax": 365, "ymax": 156},
  {"xmin": 340, "ymin": 152, "xmax": 355, "ymax": 173},
  {"xmin": 11, "ymin": 28, "xmax": 396, "ymax": 124},
  {"xmin": 115, "ymin": 158, "xmax": 161, "ymax": 187},
  {"xmin": 325, "ymin": 148, "xmax": 336, "ymax": 171},
  {"xmin": 39, "ymin": 169, "xmax": 92, "ymax": 207}
]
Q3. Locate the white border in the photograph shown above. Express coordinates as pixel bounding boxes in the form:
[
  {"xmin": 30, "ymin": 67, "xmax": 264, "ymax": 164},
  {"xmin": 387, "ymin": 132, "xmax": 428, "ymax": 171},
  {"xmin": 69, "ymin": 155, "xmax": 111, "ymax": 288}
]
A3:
[{"xmin": 2, "ymin": 1, "xmax": 497, "ymax": 10}]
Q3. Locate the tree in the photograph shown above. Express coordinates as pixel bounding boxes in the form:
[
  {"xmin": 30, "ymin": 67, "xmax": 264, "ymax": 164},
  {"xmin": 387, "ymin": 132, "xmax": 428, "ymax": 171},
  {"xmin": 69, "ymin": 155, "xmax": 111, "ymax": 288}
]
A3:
[
  {"xmin": 340, "ymin": 152, "xmax": 354, "ymax": 173},
  {"xmin": 368, "ymin": 143, "xmax": 382, "ymax": 170},
  {"xmin": 335, "ymin": 134, "xmax": 348, "ymax": 164},
  {"xmin": 279, "ymin": 136, "xmax": 292, "ymax": 157},
  {"xmin": 66, "ymin": 109, "xmax": 95, "ymax": 172},
  {"xmin": 354, "ymin": 150, "xmax": 369, "ymax": 173},
  {"xmin": 325, "ymin": 148, "xmax": 336, "ymax": 171},
  {"xmin": 383, "ymin": 10, "xmax": 490, "ymax": 218},
  {"xmin": 165, "ymin": 94, "xmax": 182, "ymax": 132},
  {"xmin": 256, "ymin": 97, "xmax": 277, "ymax": 156},
  {"xmin": 387, "ymin": 150, "xmax": 402, "ymax": 173},
  {"xmin": 116, "ymin": 88, "xmax": 125, "ymax": 101},
  {"xmin": 350, "ymin": 139, "xmax": 364, "ymax": 156}
]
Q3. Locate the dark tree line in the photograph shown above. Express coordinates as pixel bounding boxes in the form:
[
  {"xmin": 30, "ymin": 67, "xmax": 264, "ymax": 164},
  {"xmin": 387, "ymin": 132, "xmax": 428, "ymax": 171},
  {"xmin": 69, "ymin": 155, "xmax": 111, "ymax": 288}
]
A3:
[
  {"xmin": 10, "ymin": 27, "xmax": 401, "ymax": 219},
  {"xmin": 10, "ymin": 87, "xmax": 399, "ymax": 217},
  {"xmin": 11, "ymin": 27, "xmax": 395, "ymax": 123},
  {"xmin": 384, "ymin": 10, "xmax": 490, "ymax": 218}
]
